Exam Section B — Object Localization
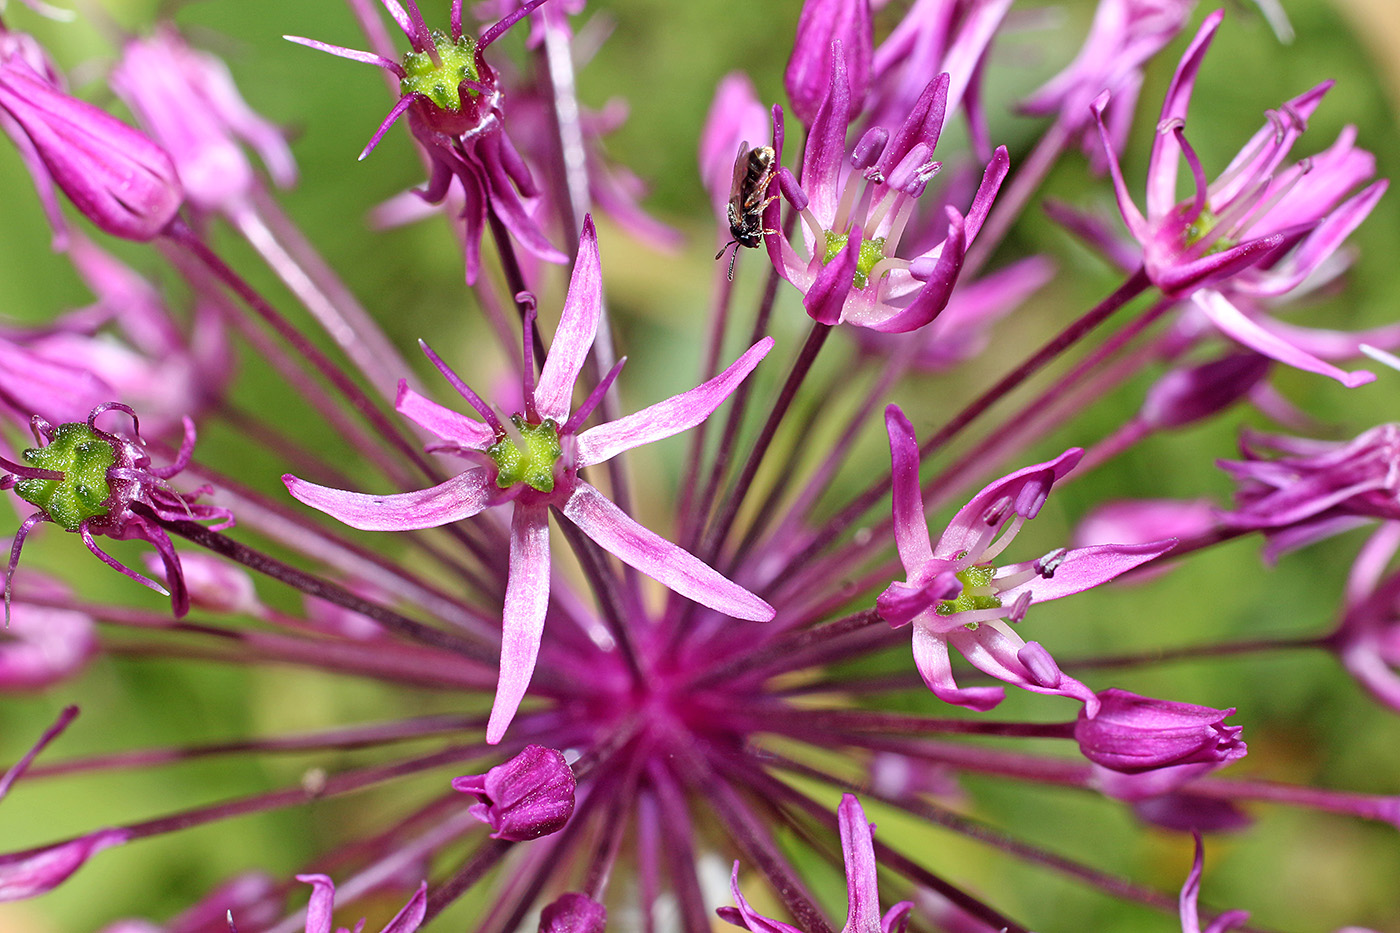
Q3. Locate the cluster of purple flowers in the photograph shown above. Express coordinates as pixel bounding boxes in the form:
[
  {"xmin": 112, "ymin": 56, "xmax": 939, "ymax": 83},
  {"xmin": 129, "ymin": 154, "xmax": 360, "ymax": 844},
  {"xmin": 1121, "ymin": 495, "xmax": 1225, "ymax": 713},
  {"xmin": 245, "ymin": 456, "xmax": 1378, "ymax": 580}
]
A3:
[{"xmin": 0, "ymin": 0, "xmax": 1396, "ymax": 931}]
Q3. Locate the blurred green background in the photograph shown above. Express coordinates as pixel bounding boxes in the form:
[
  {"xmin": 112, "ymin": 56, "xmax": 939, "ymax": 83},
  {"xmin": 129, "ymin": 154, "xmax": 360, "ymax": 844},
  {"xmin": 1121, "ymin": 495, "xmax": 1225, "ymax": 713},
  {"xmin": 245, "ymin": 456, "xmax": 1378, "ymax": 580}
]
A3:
[{"xmin": 1, "ymin": 0, "xmax": 1399, "ymax": 931}]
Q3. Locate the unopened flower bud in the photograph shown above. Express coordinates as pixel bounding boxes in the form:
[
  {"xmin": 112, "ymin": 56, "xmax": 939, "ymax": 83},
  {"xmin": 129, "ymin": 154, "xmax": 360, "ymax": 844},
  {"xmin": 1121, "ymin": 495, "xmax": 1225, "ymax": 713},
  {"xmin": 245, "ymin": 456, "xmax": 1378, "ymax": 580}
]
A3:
[
  {"xmin": 451, "ymin": 744, "xmax": 576, "ymax": 841},
  {"xmin": 787, "ymin": 1, "xmax": 872, "ymax": 126},
  {"xmin": 0, "ymin": 828, "xmax": 130, "ymax": 901},
  {"xmin": 0, "ymin": 57, "xmax": 182, "ymax": 241},
  {"xmin": 539, "ymin": 893, "xmax": 606, "ymax": 933},
  {"xmin": 1076, "ymin": 689, "xmax": 1246, "ymax": 774},
  {"xmin": 1139, "ymin": 353, "xmax": 1271, "ymax": 430}
]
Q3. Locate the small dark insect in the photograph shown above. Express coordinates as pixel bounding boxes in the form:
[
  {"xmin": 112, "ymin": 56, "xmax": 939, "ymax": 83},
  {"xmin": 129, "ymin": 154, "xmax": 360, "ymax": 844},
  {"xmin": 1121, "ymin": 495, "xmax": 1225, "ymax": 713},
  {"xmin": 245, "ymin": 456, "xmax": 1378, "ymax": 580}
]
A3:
[{"xmin": 715, "ymin": 141, "xmax": 779, "ymax": 280}]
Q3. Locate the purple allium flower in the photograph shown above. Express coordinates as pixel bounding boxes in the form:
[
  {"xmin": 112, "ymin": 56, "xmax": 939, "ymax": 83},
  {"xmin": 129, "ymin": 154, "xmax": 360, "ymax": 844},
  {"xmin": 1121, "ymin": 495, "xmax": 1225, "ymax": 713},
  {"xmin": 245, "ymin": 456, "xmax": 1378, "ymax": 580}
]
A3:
[
  {"xmin": 0, "ymin": 233, "xmax": 231, "ymax": 434},
  {"xmin": 877, "ymin": 405, "xmax": 1173, "ymax": 712},
  {"xmin": 1075, "ymin": 688, "xmax": 1245, "ymax": 774},
  {"xmin": 297, "ymin": 873, "xmax": 427, "ymax": 933},
  {"xmin": 1325, "ymin": 524, "xmax": 1400, "ymax": 712},
  {"xmin": 110, "ymin": 26, "xmax": 296, "ymax": 218},
  {"xmin": 867, "ymin": 0, "xmax": 1010, "ymax": 160},
  {"xmin": 1177, "ymin": 834, "xmax": 1249, "ymax": 933},
  {"xmin": 539, "ymin": 893, "xmax": 607, "ymax": 933},
  {"xmin": 1, "ymin": 403, "xmax": 233, "ymax": 621},
  {"xmin": 770, "ymin": 51, "xmax": 1008, "ymax": 331},
  {"xmin": 721, "ymin": 794, "xmax": 912, "ymax": 933},
  {"xmin": 0, "ymin": 34, "xmax": 183, "ymax": 243},
  {"xmin": 287, "ymin": 217, "xmax": 774, "ymax": 742},
  {"xmin": 1218, "ymin": 423, "xmax": 1400, "ymax": 558},
  {"xmin": 847, "ymin": 254, "xmax": 1053, "ymax": 369},
  {"xmin": 1093, "ymin": 10, "xmax": 1385, "ymax": 386},
  {"xmin": 285, "ymin": 0, "xmax": 565, "ymax": 283},
  {"xmin": 786, "ymin": 0, "xmax": 872, "ymax": 126},
  {"xmin": 452, "ymin": 744, "xmax": 576, "ymax": 840},
  {"xmin": 1020, "ymin": 0, "xmax": 1195, "ymax": 171}
]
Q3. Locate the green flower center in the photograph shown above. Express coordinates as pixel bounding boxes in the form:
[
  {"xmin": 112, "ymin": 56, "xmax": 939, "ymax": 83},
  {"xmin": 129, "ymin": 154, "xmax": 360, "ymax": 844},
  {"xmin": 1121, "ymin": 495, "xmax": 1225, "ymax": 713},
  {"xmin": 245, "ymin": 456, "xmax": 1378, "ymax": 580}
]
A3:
[
  {"xmin": 822, "ymin": 231, "xmax": 888, "ymax": 289},
  {"xmin": 401, "ymin": 32, "xmax": 481, "ymax": 111},
  {"xmin": 14, "ymin": 423, "xmax": 117, "ymax": 531},
  {"xmin": 1184, "ymin": 207, "xmax": 1237, "ymax": 253},
  {"xmin": 936, "ymin": 564, "xmax": 1002, "ymax": 619},
  {"xmin": 488, "ymin": 416, "xmax": 563, "ymax": 493}
]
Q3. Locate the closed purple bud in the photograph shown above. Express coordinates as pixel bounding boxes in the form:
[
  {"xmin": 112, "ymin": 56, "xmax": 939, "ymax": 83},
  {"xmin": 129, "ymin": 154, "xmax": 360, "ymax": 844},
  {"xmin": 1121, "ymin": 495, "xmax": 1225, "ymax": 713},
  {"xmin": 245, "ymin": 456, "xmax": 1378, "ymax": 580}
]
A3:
[
  {"xmin": 451, "ymin": 744, "xmax": 576, "ymax": 840},
  {"xmin": 786, "ymin": 0, "xmax": 872, "ymax": 125},
  {"xmin": 0, "ymin": 602, "xmax": 96, "ymax": 690},
  {"xmin": 0, "ymin": 58, "xmax": 182, "ymax": 241},
  {"xmin": 1140, "ymin": 354, "xmax": 1271, "ymax": 430},
  {"xmin": 539, "ymin": 893, "xmax": 607, "ymax": 933},
  {"xmin": 1132, "ymin": 793, "xmax": 1254, "ymax": 834},
  {"xmin": 1076, "ymin": 689, "xmax": 1246, "ymax": 775}
]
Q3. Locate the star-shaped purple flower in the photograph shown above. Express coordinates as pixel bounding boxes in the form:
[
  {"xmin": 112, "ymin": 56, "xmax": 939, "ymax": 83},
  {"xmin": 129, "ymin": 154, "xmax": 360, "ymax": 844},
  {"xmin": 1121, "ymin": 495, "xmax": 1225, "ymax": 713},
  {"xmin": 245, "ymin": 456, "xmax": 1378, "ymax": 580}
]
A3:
[
  {"xmin": 286, "ymin": 217, "xmax": 774, "ymax": 743},
  {"xmin": 876, "ymin": 405, "xmax": 1174, "ymax": 713},
  {"xmin": 720, "ymin": 794, "xmax": 911, "ymax": 933}
]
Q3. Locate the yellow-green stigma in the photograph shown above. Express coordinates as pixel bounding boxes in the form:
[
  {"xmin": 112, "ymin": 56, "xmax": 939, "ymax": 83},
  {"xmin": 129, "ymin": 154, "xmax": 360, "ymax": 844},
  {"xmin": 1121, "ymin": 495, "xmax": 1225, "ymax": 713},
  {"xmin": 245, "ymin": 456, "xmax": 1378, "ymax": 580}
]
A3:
[
  {"xmin": 1184, "ymin": 208, "xmax": 1237, "ymax": 253},
  {"xmin": 488, "ymin": 416, "xmax": 563, "ymax": 493},
  {"xmin": 14, "ymin": 423, "xmax": 116, "ymax": 531},
  {"xmin": 823, "ymin": 231, "xmax": 888, "ymax": 289},
  {"xmin": 401, "ymin": 32, "xmax": 480, "ymax": 111},
  {"xmin": 936, "ymin": 564, "xmax": 1002, "ymax": 617}
]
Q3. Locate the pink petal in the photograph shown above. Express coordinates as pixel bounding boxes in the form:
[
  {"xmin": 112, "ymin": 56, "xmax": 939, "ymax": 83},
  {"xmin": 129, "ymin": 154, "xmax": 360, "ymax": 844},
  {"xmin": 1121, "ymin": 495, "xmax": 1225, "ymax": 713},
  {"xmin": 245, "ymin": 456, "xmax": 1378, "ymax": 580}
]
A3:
[
  {"xmin": 884, "ymin": 406, "xmax": 934, "ymax": 570},
  {"xmin": 1193, "ymin": 290, "xmax": 1374, "ymax": 387},
  {"xmin": 838, "ymin": 795, "xmax": 882, "ymax": 933},
  {"xmin": 1145, "ymin": 11, "xmax": 1222, "ymax": 220},
  {"xmin": 910, "ymin": 623, "xmax": 1004, "ymax": 711},
  {"xmin": 561, "ymin": 483, "xmax": 773, "ymax": 622},
  {"xmin": 395, "ymin": 381, "xmax": 495, "ymax": 449},
  {"xmin": 284, "ymin": 469, "xmax": 494, "ymax": 531},
  {"xmin": 995, "ymin": 540, "xmax": 1176, "ymax": 604},
  {"xmin": 534, "ymin": 216, "xmax": 602, "ymax": 423},
  {"xmin": 487, "ymin": 503, "xmax": 552, "ymax": 745},
  {"xmin": 0, "ymin": 829, "xmax": 129, "ymax": 901},
  {"xmin": 575, "ymin": 338, "xmax": 774, "ymax": 468}
]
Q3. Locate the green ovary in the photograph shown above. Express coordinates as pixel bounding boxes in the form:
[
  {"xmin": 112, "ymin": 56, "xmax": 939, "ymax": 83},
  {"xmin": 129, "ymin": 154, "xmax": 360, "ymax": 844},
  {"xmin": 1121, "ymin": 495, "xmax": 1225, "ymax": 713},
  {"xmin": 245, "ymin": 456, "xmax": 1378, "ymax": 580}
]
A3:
[
  {"xmin": 936, "ymin": 564, "xmax": 1002, "ymax": 617},
  {"xmin": 1184, "ymin": 208, "xmax": 1237, "ymax": 254},
  {"xmin": 14, "ymin": 423, "xmax": 116, "ymax": 531},
  {"xmin": 823, "ymin": 231, "xmax": 888, "ymax": 289},
  {"xmin": 488, "ymin": 416, "xmax": 563, "ymax": 494},
  {"xmin": 400, "ymin": 33, "xmax": 480, "ymax": 111}
]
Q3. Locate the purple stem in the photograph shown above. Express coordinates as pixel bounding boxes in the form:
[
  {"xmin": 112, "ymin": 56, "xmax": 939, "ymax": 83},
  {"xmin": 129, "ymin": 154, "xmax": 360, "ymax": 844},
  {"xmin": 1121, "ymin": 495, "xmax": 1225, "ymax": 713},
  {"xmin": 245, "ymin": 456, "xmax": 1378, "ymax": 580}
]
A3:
[
  {"xmin": 766, "ymin": 268, "xmax": 1151, "ymax": 592},
  {"xmin": 963, "ymin": 118, "xmax": 1071, "ymax": 277},
  {"xmin": 148, "ymin": 507, "xmax": 497, "ymax": 664},
  {"xmin": 723, "ymin": 751, "xmax": 1030, "ymax": 933},
  {"xmin": 164, "ymin": 220, "xmax": 439, "ymax": 481},
  {"xmin": 698, "ymin": 322, "xmax": 833, "ymax": 565},
  {"xmin": 29, "ymin": 714, "xmax": 487, "ymax": 779},
  {"xmin": 673, "ymin": 742, "xmax": 835, "ymax": 933}
]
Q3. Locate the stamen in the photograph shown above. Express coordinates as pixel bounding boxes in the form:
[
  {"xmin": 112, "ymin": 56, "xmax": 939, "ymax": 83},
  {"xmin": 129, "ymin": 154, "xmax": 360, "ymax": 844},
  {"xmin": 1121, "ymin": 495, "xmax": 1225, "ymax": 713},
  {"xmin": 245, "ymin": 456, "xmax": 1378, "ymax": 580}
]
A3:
[
  {"xmin": 418, "ymin": 339, "xmax": 505, "ymax": 435},
  {"xmin": 1225, "ymin": 159, "xmax": 1311, "ymax": 241},
  {"xmin": 564, "ymin": 357, "xmax": 628, "ymax": 435},
  {"xmin": 1034, "ymin": 548, "xmax": 1068, "ymax": 579},
  {"xmin": 480, "ymin": 0, "xmax": 554, "ymax": 49},
  {"xmin": 978, "ymin": 514, "xmax": 1026, "ymax": 564},
  {"xmin": 1172, "ymin": 127, "xmax": 1209, "ymax": 224},
  {"xmin": 521, "ymin": 300, "xmax": 540, "ymax": 421},
  {"xmin": 1360, "ymin": 344, "xmax": 1400, "ymax": 374}
]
